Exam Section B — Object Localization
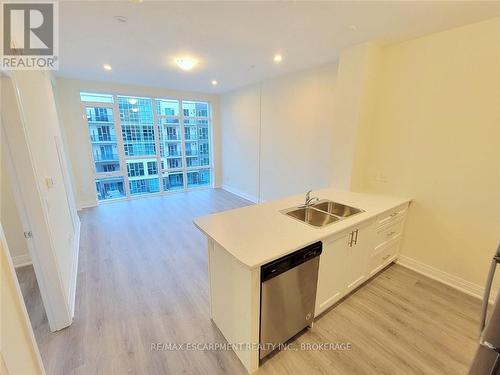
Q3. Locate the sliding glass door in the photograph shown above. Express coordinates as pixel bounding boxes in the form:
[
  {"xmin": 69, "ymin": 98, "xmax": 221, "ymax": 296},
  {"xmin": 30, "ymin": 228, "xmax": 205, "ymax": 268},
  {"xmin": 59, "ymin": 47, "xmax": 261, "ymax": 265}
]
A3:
[{"xmin": 81, "ymin": 92, "xmax": 212, "ymax": 202}]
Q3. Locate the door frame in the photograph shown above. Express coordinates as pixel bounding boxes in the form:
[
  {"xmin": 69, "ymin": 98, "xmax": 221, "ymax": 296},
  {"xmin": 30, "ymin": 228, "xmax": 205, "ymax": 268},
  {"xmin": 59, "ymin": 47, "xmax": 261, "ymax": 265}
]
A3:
[{"xmin": 1, "ymin": 73, "xmax": 72, "ymax": 331}]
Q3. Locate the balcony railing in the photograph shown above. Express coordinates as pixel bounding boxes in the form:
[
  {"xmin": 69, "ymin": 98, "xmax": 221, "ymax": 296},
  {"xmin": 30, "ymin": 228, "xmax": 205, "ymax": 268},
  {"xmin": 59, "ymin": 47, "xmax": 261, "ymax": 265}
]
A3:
[
  {"xmin": 91, "ymin": 135, "xmax": 116, "ymax": 142},
  {"xmin": 94, "ymin": 153, "xmax": 119, "ymax": 162}
]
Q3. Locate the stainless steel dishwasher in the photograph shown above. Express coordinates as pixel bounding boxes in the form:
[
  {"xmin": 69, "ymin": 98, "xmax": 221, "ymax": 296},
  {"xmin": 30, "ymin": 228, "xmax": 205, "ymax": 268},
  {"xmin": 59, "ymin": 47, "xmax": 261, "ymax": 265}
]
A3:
[{"xmin": 260, "ymin": 241, "xmax": 322, "ymax": 360}]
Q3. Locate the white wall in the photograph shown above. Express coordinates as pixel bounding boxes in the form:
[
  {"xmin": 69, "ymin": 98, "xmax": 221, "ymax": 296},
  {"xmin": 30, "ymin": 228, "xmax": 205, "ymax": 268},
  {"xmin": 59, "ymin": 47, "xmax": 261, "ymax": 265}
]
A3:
[
  {"xmin": 55, "ymin": 77, "xmax": 221, "ymax": 209},
  {"xmin": 0, "ymin": 100, "xmax": 45, "ymax": 374},
  {"xmin": 220, "ymin": 63, "xmax": 337, "ymax": 202},
  {"xmin": 220, "ymin": 86, "xmax": 261, "ymax": 202},
  {"xmin": 1, "ymin": 159, "xmax": 30, "ymax": 267}
]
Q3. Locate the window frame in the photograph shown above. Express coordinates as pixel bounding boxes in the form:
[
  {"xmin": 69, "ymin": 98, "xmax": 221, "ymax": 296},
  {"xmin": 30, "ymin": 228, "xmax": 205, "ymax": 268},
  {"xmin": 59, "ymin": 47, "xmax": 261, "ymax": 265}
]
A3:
[{"xmin": 81, "ymin": 92, "xmax": 213, "ymax": 203}]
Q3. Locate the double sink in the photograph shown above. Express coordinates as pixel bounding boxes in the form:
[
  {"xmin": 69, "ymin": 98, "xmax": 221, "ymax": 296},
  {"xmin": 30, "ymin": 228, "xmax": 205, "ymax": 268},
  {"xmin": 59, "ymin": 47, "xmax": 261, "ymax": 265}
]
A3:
[{"xmin": 282, "ymin": 199, "xmax": 364, "ymax": 228}]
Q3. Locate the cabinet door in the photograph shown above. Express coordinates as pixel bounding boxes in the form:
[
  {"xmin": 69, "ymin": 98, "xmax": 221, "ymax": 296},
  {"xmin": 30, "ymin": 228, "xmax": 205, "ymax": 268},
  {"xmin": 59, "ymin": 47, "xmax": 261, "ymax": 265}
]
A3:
[
  {"xmin": 315, "ymin": 233, "xmax": 349, "ymax": 316},
  {"xmin": 345, "ymin": 226, "xmax": 370, "ymax": 292}
]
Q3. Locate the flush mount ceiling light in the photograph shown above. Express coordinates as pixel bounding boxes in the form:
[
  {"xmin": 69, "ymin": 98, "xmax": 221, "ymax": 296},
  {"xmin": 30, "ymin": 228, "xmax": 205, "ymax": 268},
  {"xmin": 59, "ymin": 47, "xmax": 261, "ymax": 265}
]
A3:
[
  {"xmin": 211, "ymin": 80, "xmax": 218, "ymax": 86},
  {"xmin": 103, "ymin": 64, "xmax": 112, "ymax": 71},
  {"xmin": 128, "ymin": 98, "xmax": 138, "ymax": 105},
  {"xmin": 273, "ymin": 54, "xmax": 283, "ymax": 63},
  {"xmin": 175, "ymin": 57, "xmax": 198, "ymax": 71}
]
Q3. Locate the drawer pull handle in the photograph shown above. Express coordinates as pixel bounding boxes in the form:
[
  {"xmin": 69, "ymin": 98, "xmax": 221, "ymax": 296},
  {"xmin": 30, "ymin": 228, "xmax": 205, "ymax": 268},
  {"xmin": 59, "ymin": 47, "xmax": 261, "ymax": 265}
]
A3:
[
  {"xmin": 382, "ymin": 254, "xmax": 391, "ymax": 261},
  {"xmin": 390, "ymin": 212, "xmax": 398, "ymax": 217},
  {"xmin": 386, "ymin": 231, "xmax": 396, "ymax": 237}
]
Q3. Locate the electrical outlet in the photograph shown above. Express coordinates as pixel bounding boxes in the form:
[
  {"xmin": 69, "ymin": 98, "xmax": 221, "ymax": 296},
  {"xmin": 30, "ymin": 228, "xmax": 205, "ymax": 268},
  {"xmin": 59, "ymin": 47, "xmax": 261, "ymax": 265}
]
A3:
[{"xmin": 374, "ymin": 172, "xmax": 388, "ymax": 183}]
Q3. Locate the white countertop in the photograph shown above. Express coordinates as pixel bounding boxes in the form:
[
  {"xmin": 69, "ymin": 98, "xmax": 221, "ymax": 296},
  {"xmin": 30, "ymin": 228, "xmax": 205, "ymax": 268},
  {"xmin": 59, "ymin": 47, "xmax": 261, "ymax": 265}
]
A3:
[{"xmin": 193, "ymin": 189, "xmax": 411, "ymax": 269}]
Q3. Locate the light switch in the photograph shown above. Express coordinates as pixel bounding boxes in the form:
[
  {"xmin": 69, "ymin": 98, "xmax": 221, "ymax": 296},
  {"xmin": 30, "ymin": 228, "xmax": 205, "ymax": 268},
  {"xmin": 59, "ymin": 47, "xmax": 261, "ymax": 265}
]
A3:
[{"xmin": 45, "ymin": 176, "xmax": 55, "ymax": 189}]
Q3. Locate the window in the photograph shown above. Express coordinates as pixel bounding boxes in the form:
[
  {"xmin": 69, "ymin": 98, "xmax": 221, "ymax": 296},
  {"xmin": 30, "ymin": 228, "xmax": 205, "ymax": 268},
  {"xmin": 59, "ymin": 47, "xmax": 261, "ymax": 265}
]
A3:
[
  {"xmin": 187, "ymin": 169, "xmax": 211, "ymax": 188},
  {"xmin": 95, "ymin": 177, "xmax": 125, "ymax": 200},
  {"xmin": 156, "ymin": 99, "xmax": 179, "ymax": 117},
  {"xmin": 85, "ymin": 106, "xmax": 120, "ymax": 174},
  {"xmin": 80, "ymin": 92, "xmax": 114, "ymax": 103},
  {"xmin": 82, "ymin": 93, "xmax": 212, "ymax": 201},
  {"xmin": 129, "ymin": 178, "xmax": 160, "ymax": 195},
  {"xmin": 147, "ymin": 161, "xmax": 157, "ymax": 175},
  {"xmin": 127, "ymin": 162, "xmax": 144, "ymax": 177}
]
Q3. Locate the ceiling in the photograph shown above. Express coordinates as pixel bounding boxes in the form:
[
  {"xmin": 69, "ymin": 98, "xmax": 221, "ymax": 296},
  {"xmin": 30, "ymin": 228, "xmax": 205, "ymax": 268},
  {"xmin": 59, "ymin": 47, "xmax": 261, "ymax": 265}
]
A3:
[{"xmin": 57, "ymin": 1, "xmax": 500, "ymax": 94}]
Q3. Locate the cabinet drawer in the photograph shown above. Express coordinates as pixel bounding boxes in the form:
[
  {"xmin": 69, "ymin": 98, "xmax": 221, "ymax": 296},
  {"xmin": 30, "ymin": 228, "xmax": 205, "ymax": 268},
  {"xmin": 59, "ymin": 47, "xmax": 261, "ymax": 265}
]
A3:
[
  {"xmin": 367, "ymin": 239, "xmax": 400, "ymax": 276},
  {"xmin": 374, "ymin": 219, "xmax": 404, "ymax": 251},
  {"xmin": 377, "ymin": 204, "xmax": 408, "ymax": 227}
]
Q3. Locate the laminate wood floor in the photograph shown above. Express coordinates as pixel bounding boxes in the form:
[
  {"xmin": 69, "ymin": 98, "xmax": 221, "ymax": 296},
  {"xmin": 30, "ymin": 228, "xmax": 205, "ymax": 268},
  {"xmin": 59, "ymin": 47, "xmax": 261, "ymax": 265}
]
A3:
[{"xmin": 16, "ymin": 188, "xmax": 481, "ymax": 375}]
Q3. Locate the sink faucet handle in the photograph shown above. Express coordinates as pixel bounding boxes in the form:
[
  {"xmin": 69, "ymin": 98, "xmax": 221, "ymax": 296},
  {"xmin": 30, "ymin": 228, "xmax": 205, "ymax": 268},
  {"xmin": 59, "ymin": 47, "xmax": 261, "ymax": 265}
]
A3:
[
  {"xmin": 305, "ymin": 190, "xmax": 312, "ymax": 201},
  {"xmin": 305, "ymin": 190, "xmax": 318, "ymax": 206}
]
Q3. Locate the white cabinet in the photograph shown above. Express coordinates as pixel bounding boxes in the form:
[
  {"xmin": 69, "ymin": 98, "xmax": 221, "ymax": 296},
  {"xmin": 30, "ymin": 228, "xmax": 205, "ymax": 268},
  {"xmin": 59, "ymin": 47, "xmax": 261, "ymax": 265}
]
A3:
[
  {"xmin": 315, "ymin": 232, "xmax": 349, "ymax": 316},
  {"xmin": 315, "ymin": 222, "xmax": 372, "ymax": 316},
  {"xmin": 345, "ymin": 223, "xmax": 371, "ymax": 292},
  {"xmin": 314, "ymin": 202, "xmax": 409, "ymax": 318},
  {"xmin": 366, "ymin": 203, "xmax": 408, "ymax": 277}
]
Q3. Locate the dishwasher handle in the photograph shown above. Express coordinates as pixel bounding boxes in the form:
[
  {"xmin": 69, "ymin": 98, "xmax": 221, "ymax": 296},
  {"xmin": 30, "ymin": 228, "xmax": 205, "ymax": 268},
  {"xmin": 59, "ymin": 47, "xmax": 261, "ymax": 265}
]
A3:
[{"xmin": 261, "ymin": 242, "xmax": 322, "ymax": 282}]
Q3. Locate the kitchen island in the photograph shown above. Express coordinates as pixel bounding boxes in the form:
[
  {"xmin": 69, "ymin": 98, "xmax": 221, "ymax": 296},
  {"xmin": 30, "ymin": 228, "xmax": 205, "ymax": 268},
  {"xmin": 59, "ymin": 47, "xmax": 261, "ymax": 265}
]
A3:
[{"xmin": 193, "ymin": 189, "xmax": 411, "ymax": 373}]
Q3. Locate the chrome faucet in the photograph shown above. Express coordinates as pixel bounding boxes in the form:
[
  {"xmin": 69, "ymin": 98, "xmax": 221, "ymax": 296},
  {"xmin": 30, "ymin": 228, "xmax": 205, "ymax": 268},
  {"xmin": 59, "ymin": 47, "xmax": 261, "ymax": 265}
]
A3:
[{"xmin": 304, "ymin": 190, "xmax": 319, "ymax": 206}]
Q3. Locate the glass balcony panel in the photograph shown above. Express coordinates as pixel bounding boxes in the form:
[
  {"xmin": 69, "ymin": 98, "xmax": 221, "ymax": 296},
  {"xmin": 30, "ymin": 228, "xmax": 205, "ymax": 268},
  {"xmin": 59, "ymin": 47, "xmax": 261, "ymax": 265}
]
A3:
[
  {"xmin": 162, "ymin": 172, "xmax": 184, "ymax": 191},
  {"xmin": 95, "ymin": 177, "xmax": 125, "ymax": 200},
  {"xmin": 187, "ymin": 169, "xmax": 211, "ymax": 188}
]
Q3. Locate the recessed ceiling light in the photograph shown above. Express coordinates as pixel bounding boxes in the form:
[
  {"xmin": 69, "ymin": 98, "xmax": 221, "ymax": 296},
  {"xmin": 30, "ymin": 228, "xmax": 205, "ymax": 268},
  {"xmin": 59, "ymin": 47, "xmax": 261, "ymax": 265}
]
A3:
[
  {"xmin": 175, "ymin": 57, "xmax": 198, "ymax": 71},
  {"xmin": 103, "ymin": 64, "xmax": 112, "ymax": 71},
  {"xmin": 211, "ymin": 80, "xmax": 218, "ymax": 86},
  {"xmin": 131, "ymin": 107, "xmax": 139, "ymax": 113},
  {"xmin": 128, "ymin": 98, "xmax": 138, "ymax": 105},
  {"xmin": 273, "ymin": 54, "xmax": 283, "ymax": 63}
]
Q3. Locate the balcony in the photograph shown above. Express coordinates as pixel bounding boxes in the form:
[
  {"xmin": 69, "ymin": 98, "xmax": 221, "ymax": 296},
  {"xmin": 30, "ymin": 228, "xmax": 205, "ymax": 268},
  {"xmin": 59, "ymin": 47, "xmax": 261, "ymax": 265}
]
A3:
[
  {"xmin": 94, "ymin": 153, "xmax": 119, "ymax": 162},
  {"xmin": 91, "ymin": 135, "xmax": 116, "ymax": 143},
  {"xmin": 87, "ymin": 118, "xmax": 113, "ymax": 124}
]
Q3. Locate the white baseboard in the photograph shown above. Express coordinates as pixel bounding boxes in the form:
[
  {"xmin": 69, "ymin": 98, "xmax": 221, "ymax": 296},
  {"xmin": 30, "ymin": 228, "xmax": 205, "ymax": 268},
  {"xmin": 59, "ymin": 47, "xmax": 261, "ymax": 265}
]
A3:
[
  {"xmin": 68, "ymin": 219, "xmax": 81, "ymax": 318},
  {"xmin": 221, "ymin": 185, "xmax": 258, "ymax": 203},
  {"xmin": 12, "ymin": 253, "xmax": 32, "ymax": 268},
  {"xmin": 397, "ymin": 255, "xmax": 497, "ymax": 304},
  {"xmin": 77, "ymin": 200, "xmax": 97, "ymax": 211}
]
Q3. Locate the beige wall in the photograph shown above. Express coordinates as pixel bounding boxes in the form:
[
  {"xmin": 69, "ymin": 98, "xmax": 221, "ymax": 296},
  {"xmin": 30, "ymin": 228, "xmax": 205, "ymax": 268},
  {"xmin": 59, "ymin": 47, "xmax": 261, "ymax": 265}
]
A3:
[
  {"xmin": 0, "ymin": 228, "xmax": 44, "ymax": 375},
  {"xmin": 220, "ymin": 63, "xmax": 337, "ymax": 202},
  {"xmin": 55, "ymin": 77, "xmax": 221, "ymax": 208},
  {"xmin": 351, "ymin": 17, "xmax": 500, "ymax": 289}
]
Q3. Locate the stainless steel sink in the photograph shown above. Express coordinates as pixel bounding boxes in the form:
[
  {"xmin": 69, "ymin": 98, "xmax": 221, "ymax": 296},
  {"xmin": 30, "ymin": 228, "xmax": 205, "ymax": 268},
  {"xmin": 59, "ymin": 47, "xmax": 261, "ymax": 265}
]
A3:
[
  {"xmin": 285, "ymin": 206, "xmax": 340, "ymax": 228},
  {"xmin": 282, "ymin": 199, "xmax": 364, "ymax": 228},
  {"xmin": 311, "ymin": 199, "xmax": 364, "ymax": 217}
]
